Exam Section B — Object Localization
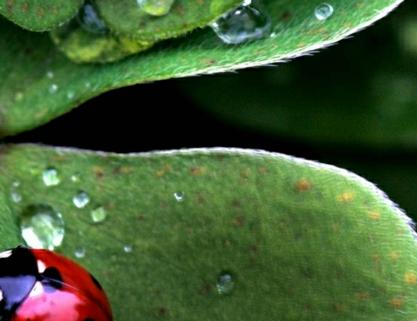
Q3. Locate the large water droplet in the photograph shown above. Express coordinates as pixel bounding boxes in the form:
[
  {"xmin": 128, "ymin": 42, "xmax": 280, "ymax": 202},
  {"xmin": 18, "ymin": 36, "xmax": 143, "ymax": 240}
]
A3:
[
  {"xmin": 211, "ymin": 4, "xmax": 271, "ymax": 45},
  {"xmin": 77, "ymin": 0, "xmax": 108, "ymax": 34},
  {"xmin": 73, "ymin": 191, "xmax": 90, "ymax": 209},
  {"xmin": 216, "ymin": 272, "xmax": 235, "ymax": 295},
  {"xmin": 42, "ymin": 167, "xmax": 61, "ymax": 186},
  {"xmin": 19, "ymin": 204, "xmax": 65, "ymax": 250},
  {"xmin": 314, "ymin": 3, "xmax": 334, "ymax": 21},
  {"xmin": 137, "ymin": 0, "xmax": 175, "ymax": 16},
  {"xmin": 74, "ymin": 247, "xmax": 86, "ymax": 258},
  {"xmin": 174, "ymin": 192, "xmax": 185, "ymax": 202},
  {"xmin": 90, "ymin": 206, "xmax": 107, "ymax": 223}
]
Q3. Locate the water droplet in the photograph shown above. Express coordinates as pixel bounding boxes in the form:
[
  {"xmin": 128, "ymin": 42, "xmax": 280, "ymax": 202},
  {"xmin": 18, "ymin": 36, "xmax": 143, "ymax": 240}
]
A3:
[
  {"xmin": 49, "ymin": 84, "xmax": 59, "ymax": 94},
  {"xmin": 42, "ymin": 167, "xmax": 61, "ymax": 187},
  {"xmin": 137, "ymin": 0, "xmax": 175, "ymax": 16},
  {"xmin": 123, "ymin": 245, "xmax": 133, "ymax": 253},
  {"xmin": 174, "ymin": 192, "xmax": 185, "ymax": 202},
  {"xmin": 211, "ymin": 4, "xmax": 271, "ymax": 45},
  {"xmin": 216, "ymin": 272, "xmax": 235, "ymax": 295},
  {"xmin": 73, "ymin": 191, "xmax": 90, "ymax": 209},
  {"xmin": 314, "ymin": 3, "xmax": 334, "ymax": 21},
  {"xmin": 77, "ymin": 0, "xmax": 108, "ymax": 34},
  {"xmin": 10, "ymin": 181, "xmax": 22, "ymax": 203},
  {"xmin": 70, "ymin": 174, "xmax": 80, "ymax": 183},
  {"xmin": 67, "ymin": 91, "xmax": 75, "ymax": 100},
  {"xmin": 46, "ymin": 71, "xmax": 54, "ymax": 79},
  {"xmin": 74, "ymin": 247, "xmax": 86, "ymax": 258},
  {"xmin": 19, "ymin": 204, "xmax": 65, "ymax": 250},
  {"xmin": 90, "ymin": 206, "xmax": 107, "ymax": 223},
  {"xmin": 14, "ymin": 92, "xmax": 24, "ymax": 102}
]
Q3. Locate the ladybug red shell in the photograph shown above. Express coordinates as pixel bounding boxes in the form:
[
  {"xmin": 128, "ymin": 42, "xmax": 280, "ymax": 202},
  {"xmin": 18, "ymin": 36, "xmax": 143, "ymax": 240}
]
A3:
[{"xmin": 0, "ymin": 246, "xmax": 113, "ymax": 321}]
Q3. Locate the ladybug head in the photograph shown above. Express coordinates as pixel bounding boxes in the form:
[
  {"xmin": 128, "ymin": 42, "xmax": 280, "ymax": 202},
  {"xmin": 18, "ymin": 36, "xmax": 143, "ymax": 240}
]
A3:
[{"xmin": 0, "ymin": 247, "xmax": 38, "ymax": 319}]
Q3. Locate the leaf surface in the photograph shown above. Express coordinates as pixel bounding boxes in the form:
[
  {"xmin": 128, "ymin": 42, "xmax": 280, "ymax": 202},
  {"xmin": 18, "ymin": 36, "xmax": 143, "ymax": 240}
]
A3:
[{"xmin": 0, "ymin": 145, "xmax": 416, "ymax": 321}]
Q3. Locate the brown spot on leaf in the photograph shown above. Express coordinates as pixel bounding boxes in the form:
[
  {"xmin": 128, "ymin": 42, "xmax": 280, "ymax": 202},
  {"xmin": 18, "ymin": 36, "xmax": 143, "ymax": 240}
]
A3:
[
  {"xmin": 296, "ymin": 179, "xmax": 311, "ymax": 192},
  {"xmin": 390, "ymin": 297, "xmax": 404, "ymax": 309},
  {"xmin": 190, "ymin": 167, "xmax": 206, "ymax": 176},
  {"xmin": 232, "ymin": 215, "xmax": 245, "ymax": 227}
]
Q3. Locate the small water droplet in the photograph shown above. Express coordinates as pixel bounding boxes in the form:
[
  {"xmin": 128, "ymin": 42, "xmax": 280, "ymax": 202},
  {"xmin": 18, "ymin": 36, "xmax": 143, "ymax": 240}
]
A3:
[
  {"xmin": 74, "ymin": 247, "xmax": 86, "ymax": 258},
  {"xmin": 67, "ymin": 91, "xmax": 75, "ymax": 100},
  {"xmin": 314, "ymin": 3, "xmax": 334, "ymax": 21},
  {"xmin": 77, "ymin": 0, "xmax": 108, "ymax": 34},
  {"xmin": 42, "ymin": 167, "xmax": 61, "ymax": 187},
  {"xmin": 216, "ymin": 272, "xmax": 235, "ymax": 295},
  {"xmin": 70, "ymin": 174, "xmax": 80, "ymax": 183},
  {"xmin": 123, "ymin": 245, "xmax": 133, "ymax": 253},
  {"xmin": 14, "ymin": 92, "xmax": 24, "ymax": 102},
  {"xmin": 174, "ymin": 192, "xmax": 185, "ymax": 202},
  {"xmin": 90, "ymin": 206, "xmax": 107, "ymax": 223},
  {"xmin": 211, "ymin": 4, "xmax": 271, "ymax": 45},
  {"xmin": 137, "ymin": 0, "xmax": 175, "ymax": 16},
  {"xmin": 10, "ymin": 181, "xmax": 22, "ymax": 203},
  {"xmin": 46, "ymin": 71, "xmax": 54, "ymax": 79},
  {"xmin": 49, "ymin": 84, "xmax": 59, "ymax": 94},
  {"xmin": 73, "ymin": 191, "xmax": 90, "ymax": 209},
  {"xmin": 19, "ymin": 204, "xmax": 65, "ymax": 250}
]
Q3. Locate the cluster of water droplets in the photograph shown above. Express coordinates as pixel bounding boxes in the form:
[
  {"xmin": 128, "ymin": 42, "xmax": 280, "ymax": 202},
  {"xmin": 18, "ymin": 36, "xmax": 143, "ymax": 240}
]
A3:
[{"xmin": 210, "ymin": 1, "xmax": 334, "ymax": 44}]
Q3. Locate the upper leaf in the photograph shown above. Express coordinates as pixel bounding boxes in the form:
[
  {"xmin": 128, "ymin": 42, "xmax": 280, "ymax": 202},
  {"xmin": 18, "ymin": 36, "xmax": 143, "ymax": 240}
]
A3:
[
  {"xmin": 177, "ymin": 0, "xmax": 416, "ymax": 148},
  {"xmin": 0, "ymin": 145, "xmax": 417, "ymax": 321},
  {"xmin": 0, "ymin": 0, "xmax": 83, "ymax": 31},
  {"xmin": 0, "ymin": 0, "xmax": 404, "ymax": 136}
]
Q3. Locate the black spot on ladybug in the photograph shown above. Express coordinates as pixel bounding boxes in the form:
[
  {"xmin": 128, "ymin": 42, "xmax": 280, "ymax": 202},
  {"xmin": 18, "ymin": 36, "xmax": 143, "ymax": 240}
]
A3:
[
  {"xmin": 89, "ymin": 273, "xmax": 103, "ymax": 290},
  {"xmin": 84, "ymin": 318, "xmax": 95, "ymax": 321},
  {"xmin": 41, "ymin": 267, "xmax": 63, "ymax": 292}
]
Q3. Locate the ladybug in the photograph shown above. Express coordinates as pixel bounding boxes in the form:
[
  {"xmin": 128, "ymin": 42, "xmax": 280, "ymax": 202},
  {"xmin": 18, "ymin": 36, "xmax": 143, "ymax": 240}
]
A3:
[{"xmin": 0, "ymin": 246, "xmax": 113, "ymax": 321}]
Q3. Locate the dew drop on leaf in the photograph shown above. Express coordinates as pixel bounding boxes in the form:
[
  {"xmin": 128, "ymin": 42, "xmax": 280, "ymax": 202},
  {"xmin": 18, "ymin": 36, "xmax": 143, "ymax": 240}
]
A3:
[
  {"xmin": 10, "ymin": 181, "xmax": 22, "ymax": 203},
  {"xmin": 77, "ymin": 0, "xmax": 108, "ymax": 34},
  {"xmin": 74, "ymin": 247, "xmax": 86, "ymax": 258},
  {"xmin": 174, "ymin": 192, "xmax": 185, "ymax": 202},
  {"xmin": 137, "ymin": 0, "xmax": 175, "ymax": 16},
  {"xmin": 42, "ymin": 167, "xmax": 61, "ymax": 186},
  {"xmin": 123, "ymin": 245, "xmax": 133, "ymax": 253},
  {"xmin": 48, "ymin": 84, "xmax": 59, "ymax": 94},
  {"xmin": 216, "ymin": 272, "xmax": 235, "ymax": 295},
  {"xmin": 73, "ymin": 191, "xmax": 90, "ymax": 209},
  {"xmin": 90, "ymin": 206, "xmax": 107, "ymax": 223},
  {"xmin": 46, "ymin": 71, "xmax": 54, "ymax": 79},
  {"xmin": 314, "ymin": 3, "xmax": 334, "ymax": 21},
  {"xmin": 210, "ymin": 3, "xmax": 271, "ymax": 45},
  {"xmin": 71, "ymin": 174, "xmax": 80, "ymax": 183},
  {"xmin": 19, "ymin": 204, "xmax": 65, "ymax": 250}
]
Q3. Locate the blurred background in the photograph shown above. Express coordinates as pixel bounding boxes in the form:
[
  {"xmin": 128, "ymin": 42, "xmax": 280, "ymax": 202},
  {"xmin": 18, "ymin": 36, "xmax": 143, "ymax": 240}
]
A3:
[{"xmin": 7, "ymin": 1, "xmax": 417, "ymax": 219}]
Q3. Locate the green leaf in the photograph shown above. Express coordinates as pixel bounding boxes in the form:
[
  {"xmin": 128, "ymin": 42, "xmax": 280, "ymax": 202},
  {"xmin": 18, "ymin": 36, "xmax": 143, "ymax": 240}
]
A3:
[
  {"xmin": 0, "ymin": 0, "xmax": 83, "ymax": 31},
  {"xmin": 0, "ymin": 0, "xmax": 404, "ymax": 136},
  {"xmin": 1, "ymin": 144, "xmax": 417, "ymax": 321},
  {"xmin": 177, "ymin": 0, "xmax": 417, "ymax": 149}
]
